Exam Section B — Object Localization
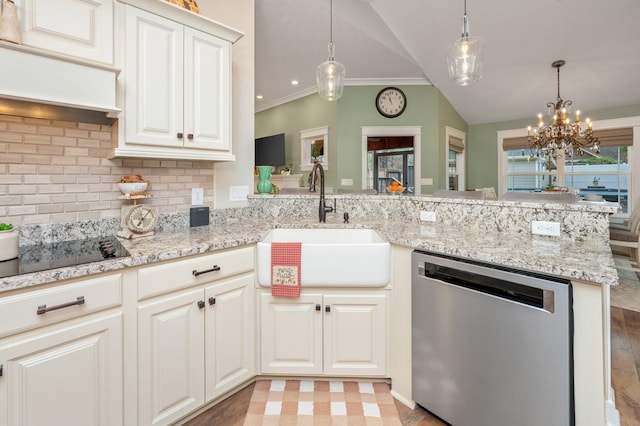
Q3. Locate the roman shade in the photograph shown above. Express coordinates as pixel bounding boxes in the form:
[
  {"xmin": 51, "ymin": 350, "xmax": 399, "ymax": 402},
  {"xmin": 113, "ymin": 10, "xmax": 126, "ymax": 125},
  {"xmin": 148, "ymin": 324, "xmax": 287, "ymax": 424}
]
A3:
[
  {"xmin": 503, "ymin": 128, "xmax": 633, "ymax": 151},
  {"xmin": 449, "ymin": 136, "xmax": 464, "ymax": 153}
]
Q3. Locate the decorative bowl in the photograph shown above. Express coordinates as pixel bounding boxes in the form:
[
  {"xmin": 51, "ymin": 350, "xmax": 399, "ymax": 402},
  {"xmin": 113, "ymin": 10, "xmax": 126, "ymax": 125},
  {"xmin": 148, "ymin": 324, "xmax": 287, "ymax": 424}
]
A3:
[{"xmin": 119, "ymin": 182, "xmax": 148, "ymax": 194}]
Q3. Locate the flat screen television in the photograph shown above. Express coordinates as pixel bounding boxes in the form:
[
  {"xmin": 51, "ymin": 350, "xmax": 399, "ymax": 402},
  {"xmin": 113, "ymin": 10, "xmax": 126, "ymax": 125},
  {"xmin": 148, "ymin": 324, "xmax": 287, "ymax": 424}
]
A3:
[{"xmin": 255, "ymin": 133, "xmax": 285, "ymax": 166}]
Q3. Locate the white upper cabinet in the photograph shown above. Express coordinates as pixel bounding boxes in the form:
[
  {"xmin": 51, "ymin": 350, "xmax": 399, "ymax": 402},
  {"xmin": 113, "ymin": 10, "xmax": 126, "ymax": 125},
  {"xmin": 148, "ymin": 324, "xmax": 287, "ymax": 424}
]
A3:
[
  {"xmin": 111, "ymin": 0, "xmax": 243, "ymax": 161},
  {"xmin": 17, "ymin": 0, "xmax": 114, "ymax": 64}
]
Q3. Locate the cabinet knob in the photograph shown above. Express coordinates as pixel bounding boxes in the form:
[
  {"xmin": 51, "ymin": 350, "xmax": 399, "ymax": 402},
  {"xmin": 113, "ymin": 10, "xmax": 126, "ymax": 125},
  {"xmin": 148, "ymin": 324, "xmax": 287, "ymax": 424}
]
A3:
[
  {"xmin": 325, "ymin": 305, "xmax": 331, "ymax": 313},
  {"xmin": 315, "ymin": 304, "xmax": 321, "ymax": 311},
  {"xmin": 197, "ymin": 300, "xmax": 205, "ymax": 309},
  {"xmin": 0, "ymin": 364, "xmax": 3, "ymax": 377},
  {"xmin": 208, "ymin": 297, "xmax": 216, "ymax": 305},
  {"xmin": 187, "ymin": 133, "xmax": 194, "ymax": 140},
  {"xmin": 177, "ymin": 132, "xmax": 184, "ymax": 139}
]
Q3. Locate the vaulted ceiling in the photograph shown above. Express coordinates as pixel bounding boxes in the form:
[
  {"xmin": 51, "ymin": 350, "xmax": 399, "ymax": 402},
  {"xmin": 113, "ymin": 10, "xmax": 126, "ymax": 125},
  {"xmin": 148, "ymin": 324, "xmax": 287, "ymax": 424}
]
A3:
[{"xmin": 255, "ymin": 0, "xmax": 640, "ymax": 125}]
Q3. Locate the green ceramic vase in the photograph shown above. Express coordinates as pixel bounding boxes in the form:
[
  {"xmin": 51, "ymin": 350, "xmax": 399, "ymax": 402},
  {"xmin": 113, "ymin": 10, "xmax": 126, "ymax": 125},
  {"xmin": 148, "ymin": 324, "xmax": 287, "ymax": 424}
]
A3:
[{"xmin": 256, "ymin": 166, "xmax": 273, "ymax": 193}]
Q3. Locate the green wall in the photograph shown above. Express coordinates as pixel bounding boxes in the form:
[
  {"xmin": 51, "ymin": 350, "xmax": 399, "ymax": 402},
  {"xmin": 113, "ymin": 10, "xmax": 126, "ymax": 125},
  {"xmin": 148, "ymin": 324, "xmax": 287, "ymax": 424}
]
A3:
[
  {"xmin": 255, "ymin": 85, "xmax": 467, "ymax": 192},
  {"xmin": 467, "ymin": 104, "xmax": 640, "ymax": 191}
]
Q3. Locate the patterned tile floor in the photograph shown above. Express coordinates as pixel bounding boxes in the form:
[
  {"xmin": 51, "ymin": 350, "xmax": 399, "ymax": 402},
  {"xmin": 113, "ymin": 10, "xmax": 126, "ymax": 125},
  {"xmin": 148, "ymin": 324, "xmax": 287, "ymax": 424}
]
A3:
[{"xmin": 243, "ymin": 380, "xmax": 402, "ymax": 425}]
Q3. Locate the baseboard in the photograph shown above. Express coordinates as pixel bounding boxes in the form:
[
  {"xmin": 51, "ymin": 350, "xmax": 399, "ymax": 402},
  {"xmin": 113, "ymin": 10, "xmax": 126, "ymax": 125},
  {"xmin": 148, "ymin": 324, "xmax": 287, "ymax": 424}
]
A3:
[
  {"xmin": 390, "ymin": 390, "xmax": 415, "ymax": 410},
  {"xmin": 606, "ymin": 388, "xmax": 621, "ymax": 426}
]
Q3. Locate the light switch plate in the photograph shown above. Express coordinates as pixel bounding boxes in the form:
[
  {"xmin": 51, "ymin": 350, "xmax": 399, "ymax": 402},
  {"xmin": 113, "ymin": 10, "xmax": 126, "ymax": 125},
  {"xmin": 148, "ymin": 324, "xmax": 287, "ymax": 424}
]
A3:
[
  {"xmin": 420, "ymin": 211, "xmax": 437, "ymax": 222},
  {"xmin": 192, "ymin": 188, "xmax": 204, "ymax": 205},
  {"xmin": 341, "ymin": 178, "xmax": 353, "ymax": 186},
  {"xmin": 230, "ymin": 186, "xmax": 250, "ymax": 201}
]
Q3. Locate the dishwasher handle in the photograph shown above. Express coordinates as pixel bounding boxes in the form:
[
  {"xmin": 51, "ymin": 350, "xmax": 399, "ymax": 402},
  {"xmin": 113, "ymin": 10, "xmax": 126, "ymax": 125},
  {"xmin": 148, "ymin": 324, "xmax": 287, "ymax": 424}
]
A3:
[{"xmin": 418, "ymin": 261, "xmax": 556, "ymax": 313}]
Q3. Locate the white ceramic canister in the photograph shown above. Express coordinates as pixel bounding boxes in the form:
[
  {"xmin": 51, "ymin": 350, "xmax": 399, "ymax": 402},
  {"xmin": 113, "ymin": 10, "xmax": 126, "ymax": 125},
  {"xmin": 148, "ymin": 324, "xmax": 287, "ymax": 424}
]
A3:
[{"xmin": 0, "ymin": 229, "xmax": 19, "ymax": 261}]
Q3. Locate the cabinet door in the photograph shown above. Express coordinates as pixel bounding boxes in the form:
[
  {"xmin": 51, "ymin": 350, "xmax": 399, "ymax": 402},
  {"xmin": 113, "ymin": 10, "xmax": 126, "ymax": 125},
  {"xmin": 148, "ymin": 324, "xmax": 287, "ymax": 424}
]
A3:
[
  {"xmin": 184, "ymin": 27, "xmax": 231, "ymax": 151},
  {"xmin": 260, "ymin": 293, "xmax": 323, "ymax": 375},
  {"xmin": 19, "ymin": 0, "xmax": 114, "ymax": 64},
  {"xmin": 323, "ymin": 294, "xmax": 387, "ymax": 376},
  {"xmin": 124, "ymin": 6, "xmax": 184, "ymax": 148},
  {"xmin": 138, "ymin": 289, "xmax": 205, "ymax": 426},
  {"xmin": 204, "ymin": 275, "xmax": 254, "ymax": 401},
  {"xmin": 0, "ymin": 312, "xmax": 123, "ymax": 426}
]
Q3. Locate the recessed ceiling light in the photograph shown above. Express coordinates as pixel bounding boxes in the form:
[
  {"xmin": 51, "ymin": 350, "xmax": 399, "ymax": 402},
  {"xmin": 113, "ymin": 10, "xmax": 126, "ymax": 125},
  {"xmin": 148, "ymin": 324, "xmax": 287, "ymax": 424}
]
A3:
[
  {"xmin": 256, "ymin": 95, "xmax": 263, "ymax": 99},
  {"xmin": 291, "ymin": 80, "xmax": 299, "ymax": 86}
]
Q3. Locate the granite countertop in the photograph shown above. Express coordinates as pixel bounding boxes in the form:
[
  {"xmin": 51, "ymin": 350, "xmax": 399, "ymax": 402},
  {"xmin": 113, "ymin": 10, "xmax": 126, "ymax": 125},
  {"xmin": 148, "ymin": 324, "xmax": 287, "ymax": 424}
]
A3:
[{"xmin": 0, "ymin": 215, "xmax": 618, "ymax": 294}]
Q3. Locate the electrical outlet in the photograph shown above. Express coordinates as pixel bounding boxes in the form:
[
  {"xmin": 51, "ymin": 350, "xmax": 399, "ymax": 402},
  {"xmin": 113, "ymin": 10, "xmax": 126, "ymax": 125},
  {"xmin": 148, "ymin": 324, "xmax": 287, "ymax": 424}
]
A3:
[
  {"xmin": 420, "ymin": 211, "xmax": 437, "ymax": 222},
  {"xmin": 191, "ymin": 188, "xmax": 204, "ymax": 205},
  {"xmin": 531, "ymin": 220, "xmax": 561, "ymax": 237}
]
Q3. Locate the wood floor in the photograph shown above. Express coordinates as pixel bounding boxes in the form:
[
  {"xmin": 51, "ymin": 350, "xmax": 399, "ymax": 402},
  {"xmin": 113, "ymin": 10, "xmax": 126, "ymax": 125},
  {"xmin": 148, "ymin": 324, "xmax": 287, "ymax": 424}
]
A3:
[{"xmin": 185, "ymin": 306, "xmax": 640, "ymax": 426}]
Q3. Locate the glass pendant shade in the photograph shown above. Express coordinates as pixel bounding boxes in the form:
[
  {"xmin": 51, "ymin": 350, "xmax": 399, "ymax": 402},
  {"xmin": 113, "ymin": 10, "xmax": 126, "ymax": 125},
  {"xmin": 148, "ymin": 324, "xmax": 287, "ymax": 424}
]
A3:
[
  {"xmin": 317, "ymin": 43, "xmax": 346, "ymax": 101},
  {"xmin": 447, "ymin": 35, "xmax": 485, "ymax": 86}
]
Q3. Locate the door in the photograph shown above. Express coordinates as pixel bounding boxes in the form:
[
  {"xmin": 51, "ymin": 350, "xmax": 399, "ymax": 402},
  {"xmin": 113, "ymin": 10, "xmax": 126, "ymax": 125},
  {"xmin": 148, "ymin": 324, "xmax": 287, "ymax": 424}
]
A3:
[
  {"xmin": 184, "ymin": 27, "xmax": 231, "ymax": 151},
  {"xmin": 138, "ymin": 289, "xmax": 205, "ymax": 426},
  {"xmin": 323, "ymin": 294, "xmax": 387, "ymax": 376},
  {"xmin": 0, "ymin": 313, "xmax": 123, "ymax": 426},
  {"xmin": 373, "ymin": 149, "xmax": 414, "ymax": 193},
  {"xmin": 260, "ymin": 293, "xmax": 323, "ymax": 375},
  {"xmin": 205, "ymin": 275, "xmax": 254, "ymax": 401},
  {"xmin": 125, "ymin": 6, "xmax": 184, "ymax": 148}
]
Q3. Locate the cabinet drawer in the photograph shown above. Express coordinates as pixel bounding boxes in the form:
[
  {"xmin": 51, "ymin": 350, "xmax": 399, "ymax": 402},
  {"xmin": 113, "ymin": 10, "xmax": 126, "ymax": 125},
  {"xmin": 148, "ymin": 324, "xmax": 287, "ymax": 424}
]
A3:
[
  {"xmin": 0, "ymin": 273, "xmax": 122, "ymax": 338},
  {"xmin": 138, "ymin": 246, "xmax": 255, "ymax": 300}
]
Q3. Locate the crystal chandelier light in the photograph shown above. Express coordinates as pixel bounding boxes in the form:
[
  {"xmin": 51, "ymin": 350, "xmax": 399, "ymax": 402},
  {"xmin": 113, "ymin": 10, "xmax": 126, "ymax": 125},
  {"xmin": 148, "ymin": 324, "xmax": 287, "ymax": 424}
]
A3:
[
  {"xmin": 446, "ymin": 0, "xmax": 485, "ymax": 86},
  {"xmin": 316, "ymin": 0, "xmax": 346, "ymax": 101},
  {"xmin": 528, "ymin": 60, "xmax": 600, "ymax": 159}
]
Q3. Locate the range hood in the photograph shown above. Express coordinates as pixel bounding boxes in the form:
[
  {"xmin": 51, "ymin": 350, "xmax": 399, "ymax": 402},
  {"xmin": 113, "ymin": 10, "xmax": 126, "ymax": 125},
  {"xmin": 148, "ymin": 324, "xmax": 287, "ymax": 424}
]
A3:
[{"xmin": 0, "ymin": 41, "xmax": 120, "ymax": 123}]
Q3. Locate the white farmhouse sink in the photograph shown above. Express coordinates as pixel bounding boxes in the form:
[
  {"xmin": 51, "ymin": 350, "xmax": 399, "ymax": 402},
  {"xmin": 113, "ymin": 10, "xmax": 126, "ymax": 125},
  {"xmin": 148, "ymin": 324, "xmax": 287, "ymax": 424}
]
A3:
[{"xmin": 257, "ymin": 228, "xmax": 391, "ymax": 287}]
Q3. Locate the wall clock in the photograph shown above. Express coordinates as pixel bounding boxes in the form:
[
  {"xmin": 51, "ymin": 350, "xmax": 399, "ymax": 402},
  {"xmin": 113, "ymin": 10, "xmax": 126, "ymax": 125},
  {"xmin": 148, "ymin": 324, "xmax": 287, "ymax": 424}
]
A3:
[{"xmin": 375, "ymin": 87, "xmax": 407, "ymax": 118}]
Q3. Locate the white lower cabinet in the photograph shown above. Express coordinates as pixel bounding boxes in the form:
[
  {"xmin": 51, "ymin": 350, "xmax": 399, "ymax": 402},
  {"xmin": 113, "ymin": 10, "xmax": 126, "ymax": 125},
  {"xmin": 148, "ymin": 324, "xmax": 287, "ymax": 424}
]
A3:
[
  {"xmin": 260, "ymin": 291, "xmax": 388, "ymax": 377},
  {"xmin": 0, "ymin": 272, "xmax": 124, "ymax": 426},
  {"xmin": 0, "ymin": 312, "xmax": 123, "ymax": 426},
  {"xmin": 137, "ymin": 274, "xmax": 254, "ymax": 426}
]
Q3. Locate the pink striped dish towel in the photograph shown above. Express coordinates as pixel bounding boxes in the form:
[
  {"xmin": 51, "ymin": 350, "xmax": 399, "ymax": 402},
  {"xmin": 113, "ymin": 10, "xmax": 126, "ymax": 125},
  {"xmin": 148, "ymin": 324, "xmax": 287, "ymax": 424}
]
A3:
[{"xmin": 271, "ymin": 242, "xmax": 302, "ymax": 297}]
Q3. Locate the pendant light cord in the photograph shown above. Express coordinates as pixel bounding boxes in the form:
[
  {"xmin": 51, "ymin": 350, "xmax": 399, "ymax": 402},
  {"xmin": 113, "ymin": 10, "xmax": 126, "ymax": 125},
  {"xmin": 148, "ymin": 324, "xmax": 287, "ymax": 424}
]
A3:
[{"xmin": 330, "ymin": 0, "xmax": 334, "ymax": 44}]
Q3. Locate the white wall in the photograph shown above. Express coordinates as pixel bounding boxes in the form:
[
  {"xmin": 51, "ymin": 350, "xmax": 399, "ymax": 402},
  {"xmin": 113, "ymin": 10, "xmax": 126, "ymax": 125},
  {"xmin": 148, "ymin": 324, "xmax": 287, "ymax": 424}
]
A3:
[{"xmin": 199, "ymin": 1, "xmax": 255, "ymax": 208}]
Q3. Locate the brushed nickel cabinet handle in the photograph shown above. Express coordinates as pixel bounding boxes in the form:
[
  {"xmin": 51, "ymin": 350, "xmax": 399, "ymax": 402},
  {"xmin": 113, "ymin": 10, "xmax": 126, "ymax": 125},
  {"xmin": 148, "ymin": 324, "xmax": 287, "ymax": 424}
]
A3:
[{"xmin": 37, "ymin": 296, "xmax": 85, "ymax": 315}]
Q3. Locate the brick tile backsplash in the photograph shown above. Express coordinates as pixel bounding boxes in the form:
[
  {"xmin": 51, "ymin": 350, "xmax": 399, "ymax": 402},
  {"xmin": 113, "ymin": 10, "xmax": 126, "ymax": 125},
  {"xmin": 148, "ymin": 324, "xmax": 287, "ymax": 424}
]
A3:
[{"xmin": 0, "ymin": 114, "xmax": 215, "ymax": 227}]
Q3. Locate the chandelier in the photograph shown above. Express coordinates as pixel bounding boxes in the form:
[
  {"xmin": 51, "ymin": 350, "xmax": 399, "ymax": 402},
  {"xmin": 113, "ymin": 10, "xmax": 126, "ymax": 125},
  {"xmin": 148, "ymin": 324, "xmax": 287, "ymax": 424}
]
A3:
[
  {"xmin": 316, "ymin": 0, "xmax": 346, "ymax": 101},
  {"xmin": 446, "ymin": 0, "xmax": 485, "ymax": 86},
  {"xmin": 528, "ymin": 60, "xmax": 600, "ymax": 159}
]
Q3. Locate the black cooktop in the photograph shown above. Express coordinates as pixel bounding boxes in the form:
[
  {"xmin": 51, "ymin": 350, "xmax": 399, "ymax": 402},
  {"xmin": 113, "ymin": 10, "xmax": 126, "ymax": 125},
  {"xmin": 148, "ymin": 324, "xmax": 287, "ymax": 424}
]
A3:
[{"xmin": 0, "ymin": 236, "xmax": 130, "ymax": 279}]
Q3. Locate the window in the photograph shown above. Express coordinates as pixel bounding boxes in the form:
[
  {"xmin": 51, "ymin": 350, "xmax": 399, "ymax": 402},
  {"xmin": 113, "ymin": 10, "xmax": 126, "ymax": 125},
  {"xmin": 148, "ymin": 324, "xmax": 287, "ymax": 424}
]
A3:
[
  {"xmin": 498, "ymin": 118, "xmax": 640, "ymax": 217},
  {"xmin": 300, "ymin": 126, "xmax": 328, "ymax": 171},
  {"xmin": 446, "ymin": 128, "xmax": 466, "ymax": 190}
]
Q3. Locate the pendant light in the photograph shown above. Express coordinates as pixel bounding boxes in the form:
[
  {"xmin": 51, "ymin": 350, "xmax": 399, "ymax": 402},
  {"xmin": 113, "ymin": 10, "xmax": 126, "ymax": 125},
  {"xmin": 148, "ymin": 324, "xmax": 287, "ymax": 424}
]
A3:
[
  {"xmin": 446, "ymin": 0, "xmax": 485, "ymax": 86},
  {"xmin": 316, "ymin": 0, "xmax": 346, "ymax": 101}
]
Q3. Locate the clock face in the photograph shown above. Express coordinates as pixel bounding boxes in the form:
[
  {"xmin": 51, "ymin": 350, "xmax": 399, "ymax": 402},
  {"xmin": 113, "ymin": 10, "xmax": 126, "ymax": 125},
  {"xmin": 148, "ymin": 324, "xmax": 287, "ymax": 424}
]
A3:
[
  {"xmin": 126, "ymin": 204, "xmax": 158, "ymax": 234},
  {"xmin": 376, "ymin": 87, "xmax": 407, "ymax": 118}
]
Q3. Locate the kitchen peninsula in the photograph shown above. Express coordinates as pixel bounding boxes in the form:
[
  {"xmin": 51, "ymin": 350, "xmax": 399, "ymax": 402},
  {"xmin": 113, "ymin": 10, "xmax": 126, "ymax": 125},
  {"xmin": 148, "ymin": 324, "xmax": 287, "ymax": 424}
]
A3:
[{"xmin": 0, "ymin": 195, "xmax": 621, "ymax": 426}]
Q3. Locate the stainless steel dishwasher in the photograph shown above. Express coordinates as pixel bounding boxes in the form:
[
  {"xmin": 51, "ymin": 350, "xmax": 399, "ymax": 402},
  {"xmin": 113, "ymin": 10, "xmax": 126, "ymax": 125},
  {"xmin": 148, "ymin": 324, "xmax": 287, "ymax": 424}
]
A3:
[{"xmin": 412, "ymin": 250, "xmax": 574, "ymax": 426}]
